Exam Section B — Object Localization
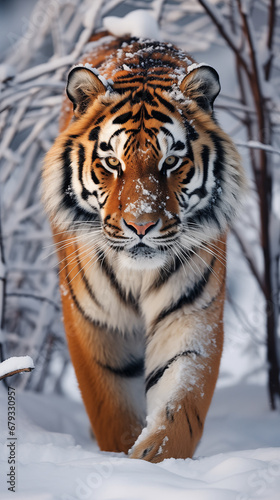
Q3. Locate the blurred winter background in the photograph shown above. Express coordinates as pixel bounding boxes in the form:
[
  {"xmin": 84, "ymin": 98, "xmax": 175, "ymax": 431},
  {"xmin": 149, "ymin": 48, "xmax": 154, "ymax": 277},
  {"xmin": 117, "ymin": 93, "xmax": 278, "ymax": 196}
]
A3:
[{"xmin": 0, "ymin": 0, "xmax": 279, "ymax": 408}]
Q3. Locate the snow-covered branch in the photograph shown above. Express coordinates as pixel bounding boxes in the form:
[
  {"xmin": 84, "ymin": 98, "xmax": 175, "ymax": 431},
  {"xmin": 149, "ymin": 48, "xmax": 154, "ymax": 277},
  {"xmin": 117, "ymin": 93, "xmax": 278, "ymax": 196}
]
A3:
[
  {"xmin": 235, "ymin": 141, "xmax": 280, "ymax": 156},
  {"xmin": 0, "ymin": 356, "xmax": 34, "ymax": 380}
]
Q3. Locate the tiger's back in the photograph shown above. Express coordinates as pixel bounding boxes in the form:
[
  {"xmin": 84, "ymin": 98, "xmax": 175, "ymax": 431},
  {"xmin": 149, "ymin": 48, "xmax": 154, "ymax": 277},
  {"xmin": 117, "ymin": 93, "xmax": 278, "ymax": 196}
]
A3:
[{"xmin": 43, "ymin": 31, "xmax": 245, "ymax": 462}]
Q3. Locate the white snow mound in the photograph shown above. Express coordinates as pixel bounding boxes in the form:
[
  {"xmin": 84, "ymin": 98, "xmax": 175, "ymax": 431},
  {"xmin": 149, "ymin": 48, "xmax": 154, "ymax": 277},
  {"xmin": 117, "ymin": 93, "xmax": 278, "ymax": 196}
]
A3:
[
  {"xmin": 0, "ymin": 384, "xmax": 280, "ymax": 499},
  {"xmin": 103, "ymin": 9, "xmax": 161, "ymax": 40}
]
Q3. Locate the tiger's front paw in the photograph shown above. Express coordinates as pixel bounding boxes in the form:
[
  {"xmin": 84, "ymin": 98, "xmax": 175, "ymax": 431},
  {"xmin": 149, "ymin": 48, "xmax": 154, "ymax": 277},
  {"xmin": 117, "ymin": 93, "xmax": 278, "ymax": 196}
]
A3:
[
  {"xmin": 129, "ymin": 403, "xmax": 197, "ymax": 462},
  {"xmin": 129, "ymin": 425, "xmax": 169, "ymax": 463}
]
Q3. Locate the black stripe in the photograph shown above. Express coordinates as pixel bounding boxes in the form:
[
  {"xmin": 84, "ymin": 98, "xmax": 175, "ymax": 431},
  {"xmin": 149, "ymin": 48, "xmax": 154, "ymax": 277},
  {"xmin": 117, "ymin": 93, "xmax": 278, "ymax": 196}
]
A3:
[
  {"xmin": 173, "ymin": 140, "xmax": 185, "ymax": 151},
  {"xmin": 143, "ymin": 126, "xmax": 157, "ymax": 141},
  {"xmin": 147, "ymin": 255, "xmax": 182, "ymax": 292},
  {"xmin": 145, "ymin": 350, "xmax": 200, "ymax": 393},
  {"xmin": 209, "ymin": 131, "xmax": 225, "ymax": 186},
  {"xmin": 75, "ymin": 246, "xmax": 103, "ymax": 309},
  {"xmin": 161, "ymin": 126, "xmax": 175, "ymax": 142},
  {"xmin": 61, "ymin": 139, "xmax": 73, "ymax": 205},
  {"xmin": 108, "ymin": 127, "xmax": 126, "ymax": 147},
  {"xmin": 201, "ymin": 272, "xmax": 226, "ymax": 310},
  {"xmin": 146, "ymin": 76, "xmax": 174, "ymax": 82},
  {"xmin": 140, "ymin": 446, "xmax": 153, "ymax": 459},
  {"xmin": 149, "ymin": 83, "xmax": 174, "ymax": 90},
  {"xmin": 188, "ymin": 207, "xmax": 221, "ymax": 233},
  {"xmin": 97, "ymin": 250, "xmax": 139, "ymax": 312},
  {"xmin": 154, "ymin": 256, "xmax": 216, "ymax": 327},
  {"xmin": 77, "ymin": 144, "xmax": 100, "ymax": 200},
  {"xmin": 131, "ymin": 108, "xmax": 142, "ymax": 123},
  {"xmin": 133, "ymin": 89, "xmax": 157, "ymax": 106},
  {"xmin": 97, "ymin": 357, "xmax": 144, "ymax": 378},
  {"xmin": 63, "ymin": 255, "xmax": 100, "ymax": 324},
  {"xmin": 110, "ymin": 95, "xmax": 131, "ymax": 114},
  {"xmin": 154, "ymin": 89, "xmax": 175, "ymax": 113},
  {"xmin": 98, "ymin": 193, "xmax": 109, "ymax": 208},
  {"xmin": 61, "ymin": 139, "xmax": 93, "ymax": 222},
  {"xmin": 91, "ymin": 168, "xmax": 100, "ymax": 185},
  {"xmin": 88, "ymin": 127, "xmax": 100, "ymax": 142},
  {"xmin": 115, "ymin": 73, "xmax": 143, "ymax": 81},
  {"xmin": 160, "ymin": 218, "xmax": 180, "ymax": 232},
  {"xmin": 182, "ymin": 166, "xmax": 195, "ymax": 185},
  {"xmin": 123, "ymin": 133, "xmax": 138, "ymax": 156},
  {"xmin": 144, "ymin": 137, "xmax": 159, "ymax": 156},
  {"xmin": 183, "ymin": 402, "xmax": 193, "ymax": 438},
  {"xmin": 174, "ymin": 190, "xmax": 188, "ymax": 210},
  {"xmin": 151, "ymin": 110, "xmax": 173, "ymax": 124},
  {"xmin": 143, "ymin": 106, "xmax": 152, "ymax": 120},
  {"xmin": 190, "ymin": 145, "xmax": 209, "ymax": 199},
  {"xmin": 95, "ymin": 115, "xmax": 105, "ymax": 125},
  {"xmin": 187, "ymin": 139, "xmax": 194, "ymax": 162},
  {"xmin": 184, "ymin": 118, "xmax": 199, "ymax": 142},
  {"xmin": 115, "ymin": 76, "xmax": 144, "ymax": 83},
  {"xmin": 195, "ymin": 409, "xmax": 203, "ymax": 429},
  {"xmin": 113, "ymin": 111, "xmax": 133, "ymax": 124},
  {"xmin": 78, "ymin": 143, "xmax": 85, "ymax": 170},
  {"xmin": 78, "ymin": 143, "xmax": 90, "ymax": 200},
  {"xmin": 63, "ymin": 253, "xmax": 125, "ymax": 335},
  {"xmin": 113, "ymin": 85, "xmax": 139, "ymax": 94},
  {"xmin": 99, "ymin": 141, "xmax": 112, "ymax": 152}
]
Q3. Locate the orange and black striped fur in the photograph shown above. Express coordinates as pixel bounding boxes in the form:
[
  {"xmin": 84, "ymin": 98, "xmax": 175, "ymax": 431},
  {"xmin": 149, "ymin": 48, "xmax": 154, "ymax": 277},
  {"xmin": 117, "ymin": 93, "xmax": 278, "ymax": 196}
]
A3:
[{"xmin": 43, "ymin": 32, "xmax": 246, "ymax": 462}]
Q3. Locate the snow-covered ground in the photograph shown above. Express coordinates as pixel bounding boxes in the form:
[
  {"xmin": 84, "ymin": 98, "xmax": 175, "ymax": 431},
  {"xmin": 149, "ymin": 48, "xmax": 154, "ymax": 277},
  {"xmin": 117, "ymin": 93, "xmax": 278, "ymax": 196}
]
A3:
[{"xmin": 0, "ymin": 382, "xmax": 280, "ymax": 499}]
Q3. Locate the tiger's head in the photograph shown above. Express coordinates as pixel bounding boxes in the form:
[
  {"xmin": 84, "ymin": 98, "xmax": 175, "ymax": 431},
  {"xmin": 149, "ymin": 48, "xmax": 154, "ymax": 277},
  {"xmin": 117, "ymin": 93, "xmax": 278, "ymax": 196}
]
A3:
[{"xmin": 43, "ymin": 40, "xmax": 245, "ymax": 270}]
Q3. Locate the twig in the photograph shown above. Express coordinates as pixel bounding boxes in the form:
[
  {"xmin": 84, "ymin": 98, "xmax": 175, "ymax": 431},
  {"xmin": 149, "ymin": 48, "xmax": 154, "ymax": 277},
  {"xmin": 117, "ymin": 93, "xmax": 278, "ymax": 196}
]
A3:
[
  {"xmin": 235, "ymin": 140, "xmax": 280, "ymax": 155},
  {"xmin": 197, "ymin": 0, "xmax": 248, "ymax": 69},
  {"xmin": 232, "ymin": 226, "xmax": 265, "ymax": 294},
  {"xmin": 265, "ymin": 0, "xmax": 276, "ymax": 80}
]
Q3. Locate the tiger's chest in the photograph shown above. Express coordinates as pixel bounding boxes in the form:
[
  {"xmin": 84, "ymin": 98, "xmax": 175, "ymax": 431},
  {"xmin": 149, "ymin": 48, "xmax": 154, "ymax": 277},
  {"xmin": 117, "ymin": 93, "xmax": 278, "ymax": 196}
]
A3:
[{"xmin": 60, "ymin": 235, "xmax": 221, "ymax": 338}]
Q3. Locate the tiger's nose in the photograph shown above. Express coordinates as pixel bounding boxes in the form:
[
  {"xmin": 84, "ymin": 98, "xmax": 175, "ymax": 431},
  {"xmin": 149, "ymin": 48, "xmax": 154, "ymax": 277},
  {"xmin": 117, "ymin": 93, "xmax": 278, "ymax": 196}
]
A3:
[{"xmin": 124, "ymin": 220, "xmax": 158, "ymax": 237}]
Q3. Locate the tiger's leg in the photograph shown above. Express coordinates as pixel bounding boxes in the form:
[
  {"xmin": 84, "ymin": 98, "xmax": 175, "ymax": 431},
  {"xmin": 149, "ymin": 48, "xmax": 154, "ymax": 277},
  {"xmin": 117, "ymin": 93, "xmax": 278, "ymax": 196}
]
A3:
[
  {"xmin": 129, "ymin": 247, "xmax": 225, "ymax": 462},
  {"xmin": 56, "ymin": 237, "xmax": 145, "ymax": 453},
  {"xmin": 64, "ymin": 307, "xmax": 144, "ymax": 452}
]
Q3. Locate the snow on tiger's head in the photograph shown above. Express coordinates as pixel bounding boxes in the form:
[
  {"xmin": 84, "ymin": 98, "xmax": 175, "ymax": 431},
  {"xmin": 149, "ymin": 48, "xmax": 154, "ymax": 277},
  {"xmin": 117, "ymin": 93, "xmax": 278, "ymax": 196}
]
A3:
[{"xmin": 42, "ymin": 37, "xmax": 246, "ymax": 270}]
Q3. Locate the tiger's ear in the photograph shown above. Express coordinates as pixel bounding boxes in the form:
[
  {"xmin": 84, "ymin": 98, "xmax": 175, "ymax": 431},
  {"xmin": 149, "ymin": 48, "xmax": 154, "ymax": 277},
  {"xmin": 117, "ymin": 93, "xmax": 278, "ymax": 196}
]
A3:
[
  {"xmin": 180, "ymin": 65, "xmax": 220, "ymax": 112},
  {"xmin": 66, "ymin": 67, "xmax": 107, "ymax": 117}
]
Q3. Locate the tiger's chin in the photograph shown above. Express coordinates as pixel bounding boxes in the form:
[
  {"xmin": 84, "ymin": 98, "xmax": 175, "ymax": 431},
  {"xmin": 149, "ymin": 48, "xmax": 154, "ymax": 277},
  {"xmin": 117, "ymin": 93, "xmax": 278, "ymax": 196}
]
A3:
[{"xmin": 117, "ymin": 245, "xmax": 168, "ymax": 271}]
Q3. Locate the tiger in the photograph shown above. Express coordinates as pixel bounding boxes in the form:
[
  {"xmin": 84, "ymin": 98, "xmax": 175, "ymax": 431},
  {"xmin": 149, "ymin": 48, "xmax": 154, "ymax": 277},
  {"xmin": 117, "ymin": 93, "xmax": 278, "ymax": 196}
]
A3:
[{"xmin": 42, "ymin": 30, "xmax": 246, "ymax": 463}]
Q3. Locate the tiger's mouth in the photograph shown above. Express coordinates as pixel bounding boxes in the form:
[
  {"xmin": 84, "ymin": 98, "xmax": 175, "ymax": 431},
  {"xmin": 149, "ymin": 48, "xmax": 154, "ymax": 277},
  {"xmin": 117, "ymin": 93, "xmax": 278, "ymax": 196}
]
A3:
[
  {"xmin": 120, "ymin": 241, "xmax": 169, "ymax": 270},
  {"xmin": 127, "ymin": 242, "xmax": 158, "ymax": 258}
]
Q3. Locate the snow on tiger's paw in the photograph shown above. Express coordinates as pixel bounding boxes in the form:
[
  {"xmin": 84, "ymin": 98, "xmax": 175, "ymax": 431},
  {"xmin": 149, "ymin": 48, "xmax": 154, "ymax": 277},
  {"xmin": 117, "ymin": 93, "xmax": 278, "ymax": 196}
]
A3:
[
  {"xmin": 129, "ymin": 424, "xmax": 170, "ymax": 463},
  {"xmin": 128, "ymin": 404, "xmax": 196, "ymax": 462}
]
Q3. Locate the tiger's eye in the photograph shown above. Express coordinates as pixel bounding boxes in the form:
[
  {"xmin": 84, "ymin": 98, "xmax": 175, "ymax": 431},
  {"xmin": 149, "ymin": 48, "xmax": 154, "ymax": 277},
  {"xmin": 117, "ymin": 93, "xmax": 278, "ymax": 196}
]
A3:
[
  {"xmin": 107, "ymin": 157, "xmax": 120, "ymax": 167},
  {"xmin": 165, "ymin": 155, "xmax": 177, "ymax": 166}
]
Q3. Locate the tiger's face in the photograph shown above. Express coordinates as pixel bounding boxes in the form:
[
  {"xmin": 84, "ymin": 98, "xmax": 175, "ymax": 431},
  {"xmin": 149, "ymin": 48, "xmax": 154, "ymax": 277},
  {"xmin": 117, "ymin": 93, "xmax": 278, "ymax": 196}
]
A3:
[{"xmin": 43, "ymin": 55, "xmax": 245, "ymax": 270}]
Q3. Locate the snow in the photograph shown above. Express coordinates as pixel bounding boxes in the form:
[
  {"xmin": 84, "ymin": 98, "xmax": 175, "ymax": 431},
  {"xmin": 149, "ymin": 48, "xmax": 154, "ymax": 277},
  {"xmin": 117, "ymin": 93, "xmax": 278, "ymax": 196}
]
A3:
[
  {"xmin": 0, "ymin": 64, "xmax": 16, "ymax": 83},
  {"xmin": 103, "ymin": 10, "xmax": 161, "ymax": 40},
  {"xmin": 0, "ymin": 356, "xmax": 34, "ymax": 379},
  {"xmin": 0, "ymin": 383, "xmax": 280, "ymax": 499}
]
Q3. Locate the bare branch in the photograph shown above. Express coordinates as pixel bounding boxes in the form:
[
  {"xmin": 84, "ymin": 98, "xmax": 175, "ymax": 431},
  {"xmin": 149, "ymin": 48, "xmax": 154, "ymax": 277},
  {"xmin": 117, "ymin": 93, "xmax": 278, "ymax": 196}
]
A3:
[
  {"xmin": 232, "ymin": 227, "xmax": 265, "ymax": 294},
  {"xmin": 197, "ymin": 0, "xmax": 248, "ymax": 69},
  {"xmin": 265, "ymin": 0, "xmax": 277, "ymax": 80},
  {"xmin": 235, "ymin": 140, "xmax": 280, "ymax": 156}
]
